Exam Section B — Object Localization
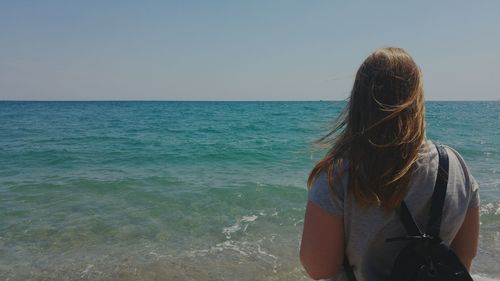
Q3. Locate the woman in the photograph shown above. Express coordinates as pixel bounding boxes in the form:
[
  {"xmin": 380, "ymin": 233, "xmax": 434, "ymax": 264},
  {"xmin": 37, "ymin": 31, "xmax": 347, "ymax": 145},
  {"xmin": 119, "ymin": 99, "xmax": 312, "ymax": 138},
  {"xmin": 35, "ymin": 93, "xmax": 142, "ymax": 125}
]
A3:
[{"xmin": 300, "ymin": 47, "xmax": 480, "ymax": 281}]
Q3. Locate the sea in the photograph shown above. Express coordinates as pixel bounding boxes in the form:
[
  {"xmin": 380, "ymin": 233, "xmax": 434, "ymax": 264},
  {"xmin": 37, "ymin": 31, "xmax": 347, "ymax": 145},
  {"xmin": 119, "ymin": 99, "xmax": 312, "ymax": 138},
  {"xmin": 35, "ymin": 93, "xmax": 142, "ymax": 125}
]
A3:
[{"xmin": 0, "ymin": 101, "xmax": 499, "ymax": 281}]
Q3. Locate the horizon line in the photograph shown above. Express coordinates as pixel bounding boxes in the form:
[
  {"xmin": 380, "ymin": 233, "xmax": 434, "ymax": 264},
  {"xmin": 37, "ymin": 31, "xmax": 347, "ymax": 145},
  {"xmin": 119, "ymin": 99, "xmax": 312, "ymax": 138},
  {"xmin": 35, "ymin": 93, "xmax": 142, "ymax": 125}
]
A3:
[{"xmin": 0, "ymin": 99, "xmax": 498, "ymax": 102}]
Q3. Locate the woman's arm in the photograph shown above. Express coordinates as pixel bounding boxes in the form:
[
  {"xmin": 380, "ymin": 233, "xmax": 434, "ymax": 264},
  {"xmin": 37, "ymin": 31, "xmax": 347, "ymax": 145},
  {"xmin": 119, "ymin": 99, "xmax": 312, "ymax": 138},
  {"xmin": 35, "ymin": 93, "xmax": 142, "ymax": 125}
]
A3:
[
  {"xmin": 300, "ymin": 200, "xmax": 344, "ymax": 280},
  {"xmin": 450, "ymin": 207, "xmax": 480, "ymax": 270}
]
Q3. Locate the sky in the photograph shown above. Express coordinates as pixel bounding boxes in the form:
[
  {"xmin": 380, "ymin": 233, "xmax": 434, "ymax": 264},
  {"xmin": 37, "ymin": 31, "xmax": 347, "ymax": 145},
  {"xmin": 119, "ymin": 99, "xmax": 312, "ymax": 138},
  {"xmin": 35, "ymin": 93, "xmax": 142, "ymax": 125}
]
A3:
[{"xmin": 1, "ymin": 1, "xmax": 499, "ymax": 101}]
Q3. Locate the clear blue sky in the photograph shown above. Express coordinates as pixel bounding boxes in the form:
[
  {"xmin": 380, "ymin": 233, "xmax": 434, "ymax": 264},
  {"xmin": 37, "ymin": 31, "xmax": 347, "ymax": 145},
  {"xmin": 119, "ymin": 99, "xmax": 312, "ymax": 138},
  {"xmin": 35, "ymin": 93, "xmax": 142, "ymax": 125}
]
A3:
[{"xmin": 1, "ymin": 1, "xmax": 499, "ymax": 101}]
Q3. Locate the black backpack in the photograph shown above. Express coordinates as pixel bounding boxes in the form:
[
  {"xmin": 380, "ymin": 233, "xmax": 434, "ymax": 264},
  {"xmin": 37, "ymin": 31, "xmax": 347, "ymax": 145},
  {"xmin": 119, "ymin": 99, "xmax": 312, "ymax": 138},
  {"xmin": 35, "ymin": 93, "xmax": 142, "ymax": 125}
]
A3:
[{"xmin": 343, "ymin": 145, "xmax": 473, "ymax": 281}]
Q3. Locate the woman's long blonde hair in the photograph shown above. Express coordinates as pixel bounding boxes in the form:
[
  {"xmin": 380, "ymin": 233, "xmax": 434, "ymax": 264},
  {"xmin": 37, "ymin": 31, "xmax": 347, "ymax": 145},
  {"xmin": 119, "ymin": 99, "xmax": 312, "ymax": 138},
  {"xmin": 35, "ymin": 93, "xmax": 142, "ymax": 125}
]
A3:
[{"xmin": 308, "ymin": 47, "xmax": 426, "ymax": 210}]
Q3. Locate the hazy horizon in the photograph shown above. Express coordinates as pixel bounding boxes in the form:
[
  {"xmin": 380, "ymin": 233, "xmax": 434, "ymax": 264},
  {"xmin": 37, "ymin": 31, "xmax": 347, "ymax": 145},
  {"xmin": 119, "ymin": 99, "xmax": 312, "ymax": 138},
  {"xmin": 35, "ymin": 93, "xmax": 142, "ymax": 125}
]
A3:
[
  {"xmin": 1, "ymin": 99, "xmax": 498, "ymax": 102},
  {"xmin": 1, "ymin": 1, "xmax": 499, "ymax": 101}
]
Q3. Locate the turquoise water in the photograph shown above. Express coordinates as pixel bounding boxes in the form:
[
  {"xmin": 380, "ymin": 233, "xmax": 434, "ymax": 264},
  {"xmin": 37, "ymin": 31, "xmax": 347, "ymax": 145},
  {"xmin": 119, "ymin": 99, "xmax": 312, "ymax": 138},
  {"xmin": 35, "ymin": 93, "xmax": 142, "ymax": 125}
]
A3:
[{"xmin": 0, "ymin": 101, "xmax": 499, "ymax": 280}]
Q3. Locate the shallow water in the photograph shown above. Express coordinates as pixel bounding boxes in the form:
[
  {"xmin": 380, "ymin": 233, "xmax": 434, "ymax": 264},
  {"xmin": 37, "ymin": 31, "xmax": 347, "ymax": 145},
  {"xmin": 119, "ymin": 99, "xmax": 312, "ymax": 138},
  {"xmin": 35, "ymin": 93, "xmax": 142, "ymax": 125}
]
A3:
[{"xmin": 0, "ymin": 101, "xmax": 499, "ymax": 280}]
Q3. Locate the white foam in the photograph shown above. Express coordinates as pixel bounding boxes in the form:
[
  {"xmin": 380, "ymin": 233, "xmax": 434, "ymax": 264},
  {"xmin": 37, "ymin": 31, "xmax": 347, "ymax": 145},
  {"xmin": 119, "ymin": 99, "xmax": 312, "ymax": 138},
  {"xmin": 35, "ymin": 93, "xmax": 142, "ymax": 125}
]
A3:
[
  {"xmin": 481, "ymin": 202, "xmax": 500, "ymax": 215},
  {"xmin": 293, "ymin": 219, "xmax": 304, "ymax": 226},
  {"xmin": 222, "ymin": 223, "xmax": 241, "ymax": 239},
  {"xmin": 183, "ymin": 237, "xmax": 280, "ymax": 272},
  {"xmin": 80, "ymin": 264, "xmax": 94, "ymax": 278},
  {"xmin": 148, "ymin": 251, "xmax": 170, "ymax": 260},
  {"xmin": 216, "ymin": 240, "xmax": 250, "ymax": 256},
  {"xmin": 472, "ymin": 274, "xmax": 500, "ymax": 281},
  {"xmin": 256, "ymin": 242, "xmax": 278, "ymax": 273},
  {"xmin": 222, "ymin": 214, "xmax": 259, "ymax": 239}
]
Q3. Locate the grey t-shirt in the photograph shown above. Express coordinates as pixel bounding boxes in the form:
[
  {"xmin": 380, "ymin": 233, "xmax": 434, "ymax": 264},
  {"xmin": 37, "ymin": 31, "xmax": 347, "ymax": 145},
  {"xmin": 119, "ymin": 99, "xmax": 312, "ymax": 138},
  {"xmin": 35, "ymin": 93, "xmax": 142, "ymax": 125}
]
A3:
[{"xmin": 308, "ymin": 141, "xmax": 480, "ymax": 281}]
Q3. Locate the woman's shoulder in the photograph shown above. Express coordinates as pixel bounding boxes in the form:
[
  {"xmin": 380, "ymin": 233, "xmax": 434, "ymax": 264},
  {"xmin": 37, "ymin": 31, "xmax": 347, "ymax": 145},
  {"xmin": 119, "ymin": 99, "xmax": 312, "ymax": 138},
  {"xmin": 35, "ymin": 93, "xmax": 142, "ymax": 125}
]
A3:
[
  {"xmin": 308, "ymin": 162, "xmax": 349, "ymax": 216},
  {"xmin": 417, "ymin": 141, "xmax": 475, "ymax": 184},
  {"xmin": 430, "ymin": 141, "xmax": 480, "ymax": 209},
  {"xmin": 435, "ymin": 143, "xmax": 479, "ymax": 190}
]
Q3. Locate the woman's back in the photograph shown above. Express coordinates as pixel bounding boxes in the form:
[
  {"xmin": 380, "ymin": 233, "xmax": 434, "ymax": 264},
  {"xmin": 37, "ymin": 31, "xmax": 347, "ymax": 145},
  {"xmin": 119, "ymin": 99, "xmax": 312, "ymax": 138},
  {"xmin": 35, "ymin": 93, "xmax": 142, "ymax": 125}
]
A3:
[
  {"xmin": 300, "ymin": 47, "xmax": 479, "ymax": 280},
  {"xmin": 307, "ymin": 140, "xmax": 479, "ymax": 281}
]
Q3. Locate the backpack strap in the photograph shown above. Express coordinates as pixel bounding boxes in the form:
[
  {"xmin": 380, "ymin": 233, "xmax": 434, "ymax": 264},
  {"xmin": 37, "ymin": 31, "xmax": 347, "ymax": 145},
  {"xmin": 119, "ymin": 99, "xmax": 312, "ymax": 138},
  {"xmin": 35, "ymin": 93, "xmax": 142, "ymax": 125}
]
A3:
[
  {"xmin": 343, "ymin": 256, "xmax": 357, "ymax": 281},
  {"xmin": 387, "ymin": 144, "xmax": 448, "ymax": 241},
  {"xmin": 398, "ymin": 201, "xmax": 423, "ymax": 236},
  {"xmin": 427, "ymin": 144, "xmax": 449, "ymax": 238}
]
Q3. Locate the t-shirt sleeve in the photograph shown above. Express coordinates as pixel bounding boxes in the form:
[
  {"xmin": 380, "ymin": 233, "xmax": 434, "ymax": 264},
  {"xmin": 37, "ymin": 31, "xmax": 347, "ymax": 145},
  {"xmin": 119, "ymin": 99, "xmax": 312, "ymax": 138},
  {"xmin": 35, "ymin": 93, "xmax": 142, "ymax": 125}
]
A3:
[
  {"xmin": 447, "ymin": 146, "xmax": 480, "ymax": 209},
  {"xmin": 468, "ymin": 174, "xmax": 480, "ymax": 209},
  {"xmin": 307, "ymin": 172, "xmax": 344, "ymax": 216}
]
